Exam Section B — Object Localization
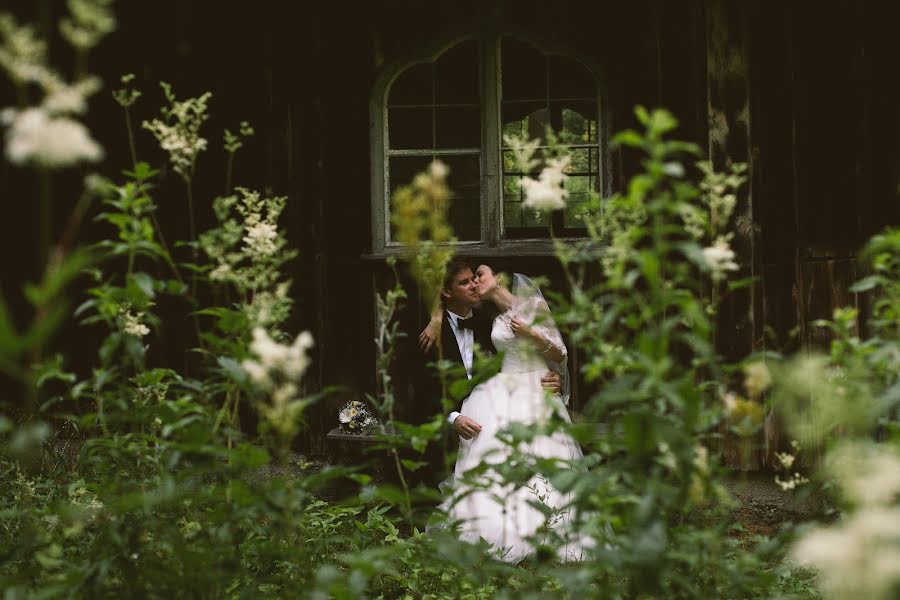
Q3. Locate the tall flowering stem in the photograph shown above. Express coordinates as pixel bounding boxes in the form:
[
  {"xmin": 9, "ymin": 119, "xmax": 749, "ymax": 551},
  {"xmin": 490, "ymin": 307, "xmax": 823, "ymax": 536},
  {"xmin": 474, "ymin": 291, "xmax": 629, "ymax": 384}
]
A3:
[
  {"xmin": 390, "ymin": 161, "xmax": 455, "ymax": 309},
  {"xmin": 370, "ymin": 258, "xmax": 413, "ymax": 523},
  {"xmin": 112, "ymin": 72, "xmax": 141, "ymax": 167},
  {"xmin": 200, "ymin": 187, "xmax": 297, "ymax": 439},
  {"xmin": 223, "ymin": 120, "xmax": 254, "ymax": 193},
  {"xmin": 59, "ymin": 0, "xmax": 116, "ymax": 79},
  {"xmin": 200, "ymin": 188, "xmax": 297, "ymax": 326},
  {"xmin": 142, "ymin": 82, "xmax": 211, "ymax": 267},
  {"xmin": 241, "ymin": 327, "xmax": 315, "ymax": 462},
  {"xmin": 1, "ymin": 8, "xmax": 107, "ymax": 270},
  {"xmin": 389, "ymin": 161, "xmax": 461, "ymax": 523}
]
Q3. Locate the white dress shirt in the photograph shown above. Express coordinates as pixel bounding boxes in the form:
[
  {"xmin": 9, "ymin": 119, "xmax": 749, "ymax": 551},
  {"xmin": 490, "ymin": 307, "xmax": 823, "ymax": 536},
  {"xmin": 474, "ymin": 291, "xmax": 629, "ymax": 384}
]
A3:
[{"xmin": 445, "ymin": 308, "xmax": 474, "ymax": 424}]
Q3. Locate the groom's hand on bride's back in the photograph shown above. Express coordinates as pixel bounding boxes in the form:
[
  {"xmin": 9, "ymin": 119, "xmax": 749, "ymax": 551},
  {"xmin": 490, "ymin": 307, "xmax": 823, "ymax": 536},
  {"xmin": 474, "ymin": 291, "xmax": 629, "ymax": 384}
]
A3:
[
  {"xmin": 453, "ymin": 415, "xmax": 482, "ymax": 440},
  {"xmin": 540, "ymin": 371, "xmax": 561, "ymax": 394}
]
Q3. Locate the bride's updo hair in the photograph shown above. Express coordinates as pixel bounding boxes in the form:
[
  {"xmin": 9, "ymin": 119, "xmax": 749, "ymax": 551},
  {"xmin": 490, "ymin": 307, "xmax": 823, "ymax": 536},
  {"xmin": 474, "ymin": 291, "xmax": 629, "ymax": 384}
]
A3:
[{"xmin": 476, "ymin": 260, "xmax": 514, "ymax": 290}]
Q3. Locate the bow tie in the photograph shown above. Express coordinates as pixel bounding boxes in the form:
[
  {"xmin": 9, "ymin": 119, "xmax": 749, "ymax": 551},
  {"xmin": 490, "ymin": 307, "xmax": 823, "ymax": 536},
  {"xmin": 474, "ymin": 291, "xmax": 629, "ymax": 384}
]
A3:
[{"xmin": 457, "ymin": 316, "xmax": 476, "ymax": 331}]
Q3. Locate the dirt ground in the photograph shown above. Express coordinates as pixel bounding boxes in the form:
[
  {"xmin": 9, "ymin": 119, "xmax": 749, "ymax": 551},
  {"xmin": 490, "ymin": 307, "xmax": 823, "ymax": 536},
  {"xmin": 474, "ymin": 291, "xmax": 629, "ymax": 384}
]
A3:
[{"xmin": 723, "ymin": 471, "xmax": 825, "ymax": 535}]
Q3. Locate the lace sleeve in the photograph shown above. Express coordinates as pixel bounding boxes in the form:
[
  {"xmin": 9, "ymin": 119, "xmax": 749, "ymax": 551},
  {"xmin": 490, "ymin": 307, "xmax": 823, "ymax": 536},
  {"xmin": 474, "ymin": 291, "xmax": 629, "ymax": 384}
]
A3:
[
  {"xmin": 526, "ymin": 299, "xmax": 567, "ymax": 357},
  {"xmin": 523, "ymin": 298, "xmax": 571, "ymax": 404}
]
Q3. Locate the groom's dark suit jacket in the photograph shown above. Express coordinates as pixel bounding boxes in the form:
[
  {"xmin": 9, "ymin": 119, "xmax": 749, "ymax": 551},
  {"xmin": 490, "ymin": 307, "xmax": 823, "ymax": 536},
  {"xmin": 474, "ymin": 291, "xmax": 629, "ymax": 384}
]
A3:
[
  {"xmin": 412, "ymin": 306, "xmax": 496, "ymax": 489},
  {"xmin": 420, "ymin": 306, "xmax": 497, "ymax": 419}
]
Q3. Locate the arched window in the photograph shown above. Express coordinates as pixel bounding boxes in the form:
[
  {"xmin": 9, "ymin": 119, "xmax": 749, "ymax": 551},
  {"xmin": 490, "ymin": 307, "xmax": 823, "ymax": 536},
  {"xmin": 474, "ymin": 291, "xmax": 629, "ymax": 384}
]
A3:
[{"xmin": 371, "ymin": 33, "xmax": 607, "ymax": 253}]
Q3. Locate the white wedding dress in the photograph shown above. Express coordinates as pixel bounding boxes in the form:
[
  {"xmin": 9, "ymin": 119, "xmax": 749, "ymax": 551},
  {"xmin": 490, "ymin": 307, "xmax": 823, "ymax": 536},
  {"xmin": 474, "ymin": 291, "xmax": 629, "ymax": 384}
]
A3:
[{"xmin": 441, "ymin": 297, "xmax": 591, "ymax": 564}]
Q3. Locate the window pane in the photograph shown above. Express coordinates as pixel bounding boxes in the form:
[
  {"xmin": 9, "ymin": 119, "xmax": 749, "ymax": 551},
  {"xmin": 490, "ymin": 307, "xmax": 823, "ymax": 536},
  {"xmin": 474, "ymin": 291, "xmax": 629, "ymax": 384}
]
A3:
[
  {"xmin": 388, "ymin": 155, "xmax": 432, "ymax": 241},
  {"xmin": 504, "ymin": 176, "xmax": 551, "ymax": 233},
  {"xmin": 504, "ymin": 197, "xmax": 523, "ymax": 228},
  {"xmin": 567, "ymin": 147, "xmax": 593, "ymax": 174},
  {"xmin": 502, "ymin": 102, "xmax": 548, "ymax": 144},
  {"xmin": 503, "ymin": 148, "xmax": 554, "ymax": 176},
  {"xmin": 549, "ymin": 55, "xmax": 595, "ymax": 98},
  {"xmin": 558, "ymin": 101, "xmax": 597, "ymax": 143},
  {"xmin": 503, "ymin": 175, "xmax": 522, "ymax": 201},
  {"xmin": 388, "ymin": 155, "xmax": 431, "ymax": 195},
  {"xmin": 435, "ymin": 106, "xmax": 480, "ymax": 149},
  {"xmin": 564, "ymin": 175, "xmax": 592, "ymax": 229},
  {"xmin": 521, "ymin": 206, "xmax": 551, "ymax": 228},
  {"xmin": 501, "ymin": 113, "xmax": 528, "ymax": 141},
  {"xmin": 448, "ymin": 195, "xmax": 481, "ymax": 241},
  {"xmin": 443, "ymin": 154, "xmax": 481, "ymax": 241},
  {"xmin": 504, "ymin": 200, "xmax": 554, "ymax": 230},
  {"xmin": 435, "ymin": 40, "xmax": 479, "ymax": 104},
  {"xmin": 564, "ymin": 201, "xmax": 589, "ymax": 228},
  {"xmin": 566, "ymin": 173, "xmax": 591, "ymax": 196},
  {"xmin": 502, "ymin": 149, "xmax": 520, "ymax": 174},
  {"xmin": 501, "ymin": 38, "xmax": 546, "ymax": 100},
  {"xmin": 389, "ymin": 63, "xmax": 432, "ymax": 106},
  {"xmin": 388, "ymin": 107, "xmax": 432, "ymax": 149}
]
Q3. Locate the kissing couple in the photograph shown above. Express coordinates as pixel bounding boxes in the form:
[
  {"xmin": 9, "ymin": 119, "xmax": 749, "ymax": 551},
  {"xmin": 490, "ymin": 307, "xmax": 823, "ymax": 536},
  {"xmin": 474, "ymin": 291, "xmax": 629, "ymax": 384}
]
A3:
[{"xmin": 418, "ymin": 258, "xmax": 591, "ymax": 564}]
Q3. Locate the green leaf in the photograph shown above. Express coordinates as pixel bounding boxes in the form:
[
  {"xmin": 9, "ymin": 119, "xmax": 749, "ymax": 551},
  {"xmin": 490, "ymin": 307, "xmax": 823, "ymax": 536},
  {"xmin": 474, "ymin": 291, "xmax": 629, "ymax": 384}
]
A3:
[
  {"xmin": 228, "ymin": 443, "xmax": 270, "ymax": 468},
  {"xmin": 550, "ymin": 469, "xmax": 580, "ymax": 493},
  {"xmin": 634, "ymin": 105, "xmax": 650, "ymax": 125},
  {"xmin": 649, "ymin": 110, "xmax": 678, "ymax": 134},
  {"xmin": 22, "ymin": 247, "xmax": 93, "ymax": 307},
  {"xmin": 217, "ymin": 356, "xmax": 248, "ymax": 384},
  {"xmin": 164, "ymin": 279, "xmax": 188, "ymax": 295},
  {"xmin": 400, "ymin": 459, "xmax": 427, "ymax": 472},
  {"xmin": 849, "ymin": 275, "xmax": 882, "ymax": 293},
  {"xmin": 612, "ymin": 129, "xmax": 644, "ymax": 148},
  {"xmin": 21, "ymin": 302, "xmax": 70, "ymax": 352},
  {"xmin": 123, "ymin": 162, "xmax": 159, "ymax": 182},
  {"xmin": 127, "ymin": 272, "xmax": 156, "ymax": 301},
  {"xmin": 449, "ymin": 378, "xmax": 475, "ymax": 401},
  {"xmin": 664, "ymin": 140, "xmax": 702, "ymax": 156},
  {"xmin": 623, "ymin": 411, "xmax": 656, "ymax": 455},
  {"xmin": 33, "ymin": 354, "xmax": 76, "ymax": 389},
  {"xmin": 92, "ymin": 367, "xmax": 116, "ymax": 391},
  {"xmin": 349, "ymin": 473, "xmax": 372, "ymax": 485},
  {"xmin": 98, "ymin": 333, "xmax": 122, "ymax": 365},
  {"xmin": 727, "ymin": 276, "xmax": 759, "ymax": 291},
  {"xmin": 162, "ymin": 414, "xmax": 204, "ymax": 438},
  {"xmin": 410, "ymin": 435, "xmax": 428, "ymax": 453}
]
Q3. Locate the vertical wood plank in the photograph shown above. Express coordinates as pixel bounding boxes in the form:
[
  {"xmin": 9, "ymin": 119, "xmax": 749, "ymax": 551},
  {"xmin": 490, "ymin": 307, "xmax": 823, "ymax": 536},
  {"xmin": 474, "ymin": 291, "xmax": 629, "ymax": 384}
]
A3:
[
  {"xmin": 707, "ymin": 0, "xmax": 757, "ymax": 361},
  {"xmin": 706, "ymin": 0, "xmax": 761, "ymax": 469}
]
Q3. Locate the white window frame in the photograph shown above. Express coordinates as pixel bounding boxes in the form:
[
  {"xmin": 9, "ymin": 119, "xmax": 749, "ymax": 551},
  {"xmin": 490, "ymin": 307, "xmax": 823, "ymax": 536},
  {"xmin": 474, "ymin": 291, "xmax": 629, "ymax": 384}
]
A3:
[{"xmin": 369, "ymin": 31, "xmax": 611, "ymax": 256}]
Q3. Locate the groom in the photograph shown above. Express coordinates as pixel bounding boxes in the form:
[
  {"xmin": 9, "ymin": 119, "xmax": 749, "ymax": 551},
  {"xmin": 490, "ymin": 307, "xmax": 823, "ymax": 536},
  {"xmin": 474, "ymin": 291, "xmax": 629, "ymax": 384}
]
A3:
[{"xmin": 419, "ymin": 259, "xmax": 561, "ymax": 442}]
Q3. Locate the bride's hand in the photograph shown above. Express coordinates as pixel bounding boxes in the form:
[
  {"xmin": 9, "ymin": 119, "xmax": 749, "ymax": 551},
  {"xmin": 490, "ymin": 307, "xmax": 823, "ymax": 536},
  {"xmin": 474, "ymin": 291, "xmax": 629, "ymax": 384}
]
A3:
[
  {"xmin": 509, "ymin": 316, "xmax": 535, "ymax": 340},
  {"xmin": 418, "ymin": 313, "xmax": 442, "ymax": 353}
]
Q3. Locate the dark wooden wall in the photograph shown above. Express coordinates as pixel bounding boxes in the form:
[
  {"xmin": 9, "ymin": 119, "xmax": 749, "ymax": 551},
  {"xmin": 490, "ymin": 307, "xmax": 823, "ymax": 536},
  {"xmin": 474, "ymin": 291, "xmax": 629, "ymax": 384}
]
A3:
[
  {"xmin": 710, "ymin": 0, "xmax": 899, "ymax": 467},
  {"xmin": 2, "ymin": 1, "xmax": 897, "ymax": 462}
]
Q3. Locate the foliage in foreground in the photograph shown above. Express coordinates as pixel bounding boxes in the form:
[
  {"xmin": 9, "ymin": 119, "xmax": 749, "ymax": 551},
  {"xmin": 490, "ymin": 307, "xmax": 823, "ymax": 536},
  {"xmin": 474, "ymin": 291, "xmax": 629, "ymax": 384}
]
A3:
[{"xmin": 1, "ymin": 3, "xmax": 897, "ymax": 599}]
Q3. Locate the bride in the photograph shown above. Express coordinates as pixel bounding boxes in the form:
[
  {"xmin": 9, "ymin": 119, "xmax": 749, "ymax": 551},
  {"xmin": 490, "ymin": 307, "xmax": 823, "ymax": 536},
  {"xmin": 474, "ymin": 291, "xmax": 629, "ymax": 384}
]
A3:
[{"xmin": 426, "ymin": 263, "xmax": 591, "ymax": 564}]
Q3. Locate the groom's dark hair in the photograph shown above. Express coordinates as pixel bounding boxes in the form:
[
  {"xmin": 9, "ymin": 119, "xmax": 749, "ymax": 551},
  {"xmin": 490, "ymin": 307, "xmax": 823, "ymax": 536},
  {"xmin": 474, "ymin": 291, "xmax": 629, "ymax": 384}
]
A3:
[{"xmin": 442, "ymin": 258, "xmax": 473, "ymax": 291}]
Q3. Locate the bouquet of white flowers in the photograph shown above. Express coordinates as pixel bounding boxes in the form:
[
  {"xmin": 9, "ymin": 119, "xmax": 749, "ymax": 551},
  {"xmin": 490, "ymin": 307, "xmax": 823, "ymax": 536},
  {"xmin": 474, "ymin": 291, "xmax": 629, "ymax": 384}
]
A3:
[{"xmin": 337, "ymin": 400, "xmax": 378, "ymax": 434}]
